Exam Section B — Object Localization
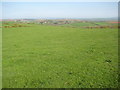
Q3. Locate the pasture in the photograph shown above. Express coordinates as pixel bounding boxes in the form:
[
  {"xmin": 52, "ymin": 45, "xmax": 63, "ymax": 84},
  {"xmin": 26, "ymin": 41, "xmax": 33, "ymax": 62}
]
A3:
[{"xmin": 2, "ymin": 21, "xmax": 118, "ymax": 88}]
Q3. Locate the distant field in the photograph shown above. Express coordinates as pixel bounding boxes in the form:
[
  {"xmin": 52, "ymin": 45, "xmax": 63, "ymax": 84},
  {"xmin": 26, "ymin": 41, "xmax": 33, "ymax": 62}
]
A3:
[
  {"xmin": 61, "ymin": 21, "xmax": 118, "ymax": 28},
  {"xmin": 2, "ymin": 22, "xmax": 118, "ymax": 88}
]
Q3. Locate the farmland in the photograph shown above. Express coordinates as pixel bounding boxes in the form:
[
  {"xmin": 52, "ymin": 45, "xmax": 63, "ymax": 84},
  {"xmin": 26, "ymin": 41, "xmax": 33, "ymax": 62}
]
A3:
[{"xmin": 2, "ymin": 20, "xmax": 118, "ymax": 88}]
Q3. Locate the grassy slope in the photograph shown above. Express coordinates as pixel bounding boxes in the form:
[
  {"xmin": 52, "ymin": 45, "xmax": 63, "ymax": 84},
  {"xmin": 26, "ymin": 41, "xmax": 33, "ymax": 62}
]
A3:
[
  {"xmin": 62, "ymin": 22, "xmax": 117, "ymax": 27},
  {"xmin": 2, "ymin": 24, "xmax": 118, "ymax": 88},
  {"xmin": 0, "ymin": 21, "xmax": 2, "ymax": 89}
]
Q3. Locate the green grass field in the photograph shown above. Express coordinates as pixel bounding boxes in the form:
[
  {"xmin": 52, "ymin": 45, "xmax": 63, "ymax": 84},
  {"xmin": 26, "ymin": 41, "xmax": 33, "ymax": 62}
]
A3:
[
  {"xmin": 61, "ymin": 21, "xmax": 117, "ymax": 28},
  {"xmin": 0, "ymin": 21, "xmax": 2, "ymax": 89},
  {"xmin": 2, "ymin": 22, "xmax": 118, "ymax": 88}
]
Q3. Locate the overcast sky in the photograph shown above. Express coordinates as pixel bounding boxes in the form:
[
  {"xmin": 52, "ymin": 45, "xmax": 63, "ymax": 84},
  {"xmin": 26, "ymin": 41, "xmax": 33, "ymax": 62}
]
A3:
[{"xmin": 2, "ymin": 2, "xmax": 118, "ymax": 19}]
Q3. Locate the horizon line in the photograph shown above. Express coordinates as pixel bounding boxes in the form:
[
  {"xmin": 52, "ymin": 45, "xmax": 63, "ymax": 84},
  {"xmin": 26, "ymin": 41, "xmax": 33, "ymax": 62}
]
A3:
[{"xmin": 1, "ymin": 17, "xmax": 118, "ymax": 19}]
